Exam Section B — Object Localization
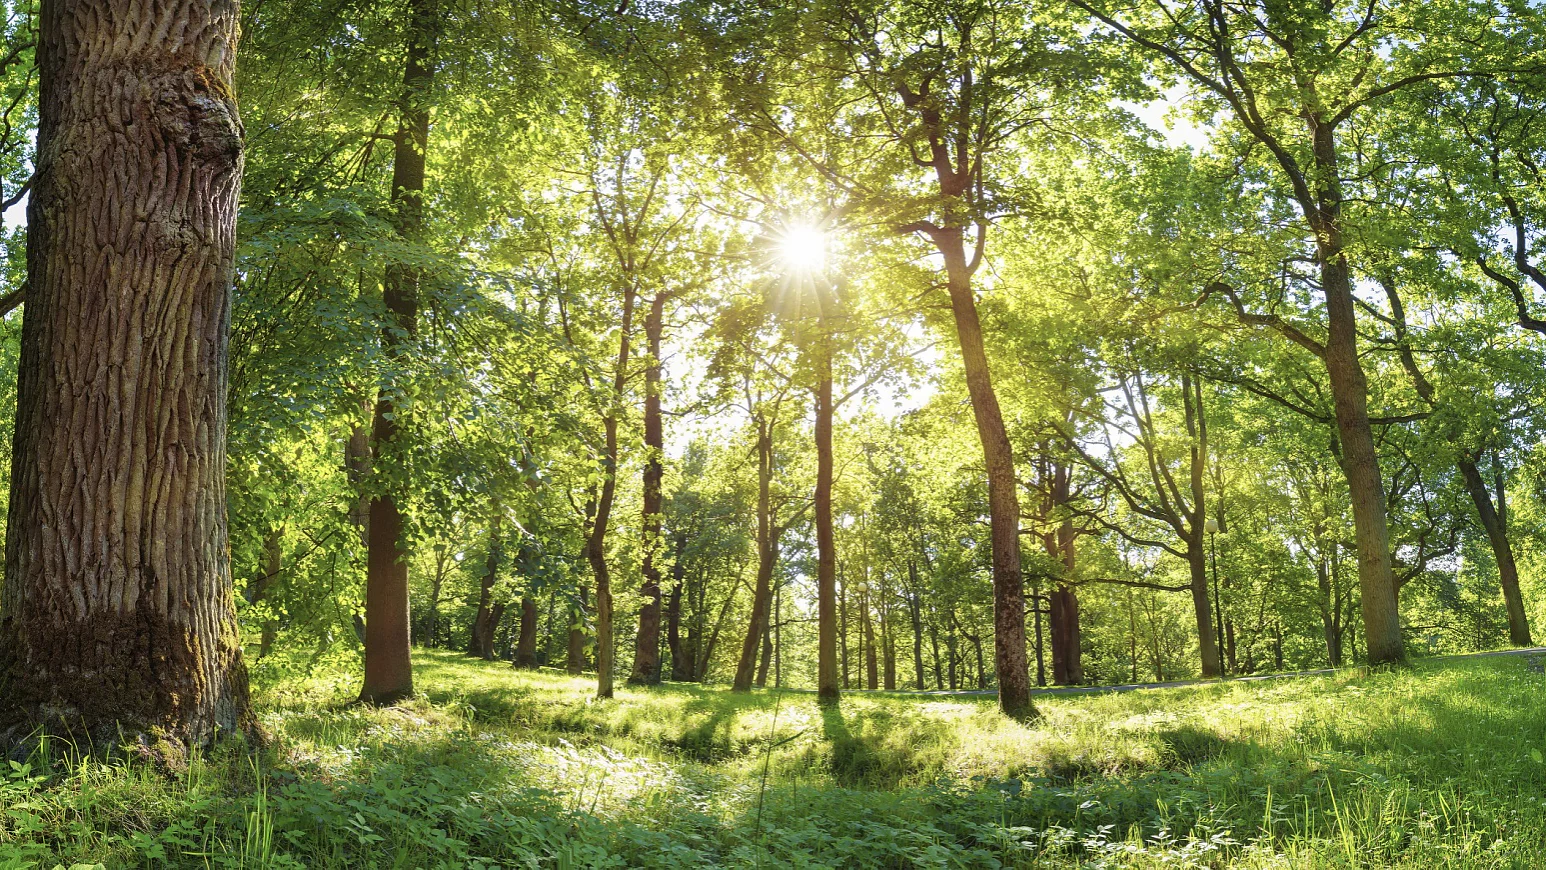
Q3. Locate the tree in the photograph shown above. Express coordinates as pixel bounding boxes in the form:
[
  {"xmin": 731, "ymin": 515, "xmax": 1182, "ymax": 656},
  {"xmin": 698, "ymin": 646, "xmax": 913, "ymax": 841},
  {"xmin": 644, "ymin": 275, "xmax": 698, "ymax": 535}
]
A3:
[
  {"xmin": 1073, "ymin": 0, "xmax": 1528, "ymax": 665},
  {"xmin": 0, "ymin": 0, "xmax": 251, "ymax": 750}
]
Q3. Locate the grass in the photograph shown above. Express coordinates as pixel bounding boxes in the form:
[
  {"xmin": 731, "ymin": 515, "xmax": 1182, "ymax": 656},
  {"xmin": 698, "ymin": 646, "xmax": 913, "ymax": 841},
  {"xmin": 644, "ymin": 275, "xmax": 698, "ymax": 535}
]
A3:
[{"xmin": 2, "ymin": 649, "xmax": 1545, "ymax": 867}]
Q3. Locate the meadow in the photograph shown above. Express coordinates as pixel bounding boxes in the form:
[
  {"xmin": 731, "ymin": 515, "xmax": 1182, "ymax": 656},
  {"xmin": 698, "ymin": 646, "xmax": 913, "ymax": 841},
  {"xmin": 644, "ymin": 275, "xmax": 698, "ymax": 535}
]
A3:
[{"xmin": 2, "ymin": 649, "xmax": 1544, "ymax": 868}]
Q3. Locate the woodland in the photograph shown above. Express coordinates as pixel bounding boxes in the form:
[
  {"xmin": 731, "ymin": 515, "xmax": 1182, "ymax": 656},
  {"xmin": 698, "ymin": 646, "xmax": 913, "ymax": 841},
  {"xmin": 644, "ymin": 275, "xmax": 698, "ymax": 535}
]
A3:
[{"xmin": 1, "ymin": 0, "xmax": 1546, "ymax": 866}]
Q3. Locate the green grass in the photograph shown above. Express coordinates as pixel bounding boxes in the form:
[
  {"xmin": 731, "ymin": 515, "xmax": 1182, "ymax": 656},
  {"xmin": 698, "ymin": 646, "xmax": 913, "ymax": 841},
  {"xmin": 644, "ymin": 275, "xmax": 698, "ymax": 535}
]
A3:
[{"xmin": 3, "ymin": 649, "xmax": 1546, "ymax": 867}]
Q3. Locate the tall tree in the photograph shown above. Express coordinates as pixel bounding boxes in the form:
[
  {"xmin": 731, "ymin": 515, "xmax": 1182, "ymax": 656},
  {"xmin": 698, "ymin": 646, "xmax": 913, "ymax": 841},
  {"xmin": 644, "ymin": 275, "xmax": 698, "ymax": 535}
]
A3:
[
  {"xmin": 360, "ymin": 0, "xmax": 437, "ymax": 704},
  {"xmin": 0, "ymin": 0, "xmax": 251, "ymax": 749}
]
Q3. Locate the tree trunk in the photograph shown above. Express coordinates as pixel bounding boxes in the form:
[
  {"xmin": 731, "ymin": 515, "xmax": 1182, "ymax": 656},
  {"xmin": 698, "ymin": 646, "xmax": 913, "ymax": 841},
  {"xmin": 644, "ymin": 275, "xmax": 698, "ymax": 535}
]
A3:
[
  {"xmin": 1308, "ymin": 125, "xmax": 1403, "ymax": 666},
  {"xmin": 629, "ymin": 292, "xmax": 669, "ymax": 685},
  {"xmin": 469, "ymin": 516, "xmax": 501, "ymax": 660},
  {"xmin": 814, "ymin": 333, "xmax": 839, "ymax": 702},
  {"xmin": 908, "ymin": 583, "xmax": 925, "ymax": 690},
  {"xmin": 0, "ymin": 0, "xmax": 250, "ymax": 747},
  {"xmin": 863, "ymin": 594, "xmax": 879, "ymax": 690},
  {"xmin": 362, "ymin": 0, "xmax": 437, "ymax": 705},
  {"xmin": 346, "ymin": 401, "xmax": 371, "ymax": 545},
  {"xmin": 937, "ymin": 231, "xmax": 1033, "ymax": 718},
  {"xmin": 929, "ymin": 613, "xmax": 943, "ymax": 690},
  {"xmin": 699, "ymin": 579, "xmax": 737, "ymax": 681},
  {"xmin": 258, "ymin": 527, "xmax": 283, "ymax": 659},
  {"xmin": 1188, "ymin": 545, "xmax": 1223, "ymax": 678},
  {"xmin": 1457, "ymin": 457, "xmax": 1532, "ymax": 646},
  {"xmin": 567, "ymin": 584, "xmax": 588, "ymax": 675},
  {"xmin": 733, "ymin": 418, "xmax": 778, "ymax": 692},
  {"xmin": 513, "ymin": 595, "xmax": 539, "ymax": 668},
  {"xmin": 756, "ymin": 620, "xmax": 772, "ymax": 688},
  {"xmin": 665, "ymin": 580, "xmax": 685, "ymax": 680}
]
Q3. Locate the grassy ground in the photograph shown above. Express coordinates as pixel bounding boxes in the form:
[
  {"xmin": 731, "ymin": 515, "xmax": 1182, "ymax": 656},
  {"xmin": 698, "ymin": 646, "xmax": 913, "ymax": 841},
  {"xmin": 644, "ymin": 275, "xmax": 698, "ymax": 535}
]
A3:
[{"xmin": 2, "ymin": 649, "xmax": 1546, "ymax": 868}]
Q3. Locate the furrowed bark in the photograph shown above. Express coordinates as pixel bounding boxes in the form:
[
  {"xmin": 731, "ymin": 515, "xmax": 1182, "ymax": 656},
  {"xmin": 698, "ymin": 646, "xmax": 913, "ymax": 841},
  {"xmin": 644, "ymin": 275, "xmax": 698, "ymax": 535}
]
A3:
[{"xmin": 1, "ymin": 0, "xmax": 251, "ymax": 750}]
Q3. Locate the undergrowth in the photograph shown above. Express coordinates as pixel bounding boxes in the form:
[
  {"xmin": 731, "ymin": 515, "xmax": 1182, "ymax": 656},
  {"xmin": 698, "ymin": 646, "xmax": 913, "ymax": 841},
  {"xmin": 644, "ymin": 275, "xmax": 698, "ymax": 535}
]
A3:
[{"xmin": 1, "ymin": 648, "xmax": 1544, "ymax": 867}]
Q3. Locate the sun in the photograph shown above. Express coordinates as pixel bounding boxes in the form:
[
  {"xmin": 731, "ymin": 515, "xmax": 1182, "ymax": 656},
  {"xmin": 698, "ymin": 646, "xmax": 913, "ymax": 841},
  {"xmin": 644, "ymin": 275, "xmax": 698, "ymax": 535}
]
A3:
[{"xmin": 777, "ymin": 223, "xmax": 827, "ymax": 274}]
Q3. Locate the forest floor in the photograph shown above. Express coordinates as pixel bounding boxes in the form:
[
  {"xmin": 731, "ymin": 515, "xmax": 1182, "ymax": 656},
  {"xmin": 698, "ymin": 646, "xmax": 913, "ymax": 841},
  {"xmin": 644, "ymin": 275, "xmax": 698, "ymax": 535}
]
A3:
[{"xmin": 4, "ymin": 649, "xmax": 1546, "ymax": 868}]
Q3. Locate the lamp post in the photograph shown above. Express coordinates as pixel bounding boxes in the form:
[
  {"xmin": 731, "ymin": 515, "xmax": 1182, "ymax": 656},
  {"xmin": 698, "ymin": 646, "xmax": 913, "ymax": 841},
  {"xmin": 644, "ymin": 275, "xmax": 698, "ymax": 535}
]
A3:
[{"xmin": 1206, "ymin": 517, "xmax": 1225, "ymax": 675}]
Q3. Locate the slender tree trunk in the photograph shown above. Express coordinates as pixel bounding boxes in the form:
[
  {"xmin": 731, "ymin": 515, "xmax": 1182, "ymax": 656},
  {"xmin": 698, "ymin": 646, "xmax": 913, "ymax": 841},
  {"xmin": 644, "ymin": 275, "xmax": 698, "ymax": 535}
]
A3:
[
  {"xmin": 699, "ymin": 580, "xmax": 738, "ymax": 681},
  {"xmin": 666, "ymin": 531, "xmax": 687, "ymax": 680},
  {"xmin": 935, "ymin": 232, "xmax": 1033, "ymax": 718},
  {"xmin": 256, "ymin": 526, "xmax": 284, "ymax": 659},
  {"xmin": 362, "ymin": 0, "xmax": 437, "ymax": 705},
  {"xmin": 733, "ymin": 418, "xmax": 779, "ymax": 692},
  {"xmin": 346, "ymin": 403, "xmax": 371, "ymax": 545},
  {"xmin": 629, "ymin": 292, "xmax": 669, "ymax": 685},
  {"xmin": 0, "ymin": 0, "xmax": 251, "ymax": 747},
  {"xmin": 1457, "ymin": 458, "xmax": 1532, "ymax": 646},
  {"xmin": 864, "ymin": 597, "xmax": 879, "ymax": 691},
  {"xmin": 929, "ymin": 613, "xmax": 943, "ymax": 690},
  {"xmin": 756, "ymin": 620, "xmax": 772, "ymax": 688},
  {"xmin": 1226, "ymin": 618, "xmax": 1237, "ymax": 673},
  {"xmin": 815, "ymin": 336, "xmax": 839, "ymax": 702},
  {"xmin": 567, "ymin": 584, "xmax": 588, "ymax": 675},
  {"xmin": 469, "ymin": 516, "xmax": 501, "ymax": 659},
  {"xmin": 513, "ymin": 595, "xmax": 539, "ymax": 668},
  {"xmin": 909, "ymin": 584, "xmax": 924, "ymax": 690}
]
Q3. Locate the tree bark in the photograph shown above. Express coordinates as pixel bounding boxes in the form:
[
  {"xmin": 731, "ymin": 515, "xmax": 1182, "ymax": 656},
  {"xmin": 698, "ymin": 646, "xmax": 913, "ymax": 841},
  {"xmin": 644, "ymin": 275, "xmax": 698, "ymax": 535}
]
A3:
[
  {"xmin": 629, "ymin": 291, "xmax": 669, "ymax": 685},
  {"xmin": 1457, "ymin": 457, "xmax": 1532, "ymax": 646},
  {"xmin": 257, "ymin": 527, "xmax": 283, "ymax": 659},
  {"xmin": 0, "ymin": 0, "xmax": 251, "ymax": 748},
  {"xmin": 567, "ymin": 584, "xmax": 588, "ymax": 675},
  {"xmin": 1188, "ymin": 545, "xmax": 1222, "ymax": 678},
  {"xmin": 1302, "ymin": 123, "xmax": 1404, "ymax": 666},
  {"xmin": 733, "ymin": 417, "xmax": 778, "ymax": 692},
  {"xmin": 361, "ymin": 0, "xmax": 437, "ymax": 705},
  {"xmin": 815, "ymin": 331, "xmax": 839, "ymax": 702},
  {"xmin": 468, "ymin": 515, "xmax": 501, "ymax": 660},
  {"xmin": 936, "ymin": 231, "xmax": 1033, "ymax": 718},
  {"xmin": 513, "ymin": 595, "xmax": 539, "ymax": 668}
]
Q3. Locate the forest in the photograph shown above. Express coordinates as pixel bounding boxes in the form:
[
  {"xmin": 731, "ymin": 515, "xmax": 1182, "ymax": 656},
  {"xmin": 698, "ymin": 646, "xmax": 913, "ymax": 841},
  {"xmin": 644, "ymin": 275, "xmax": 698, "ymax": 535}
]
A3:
[{"xmin": 1, "ymin": 0, "xmax": 1546, "ymax": 866}]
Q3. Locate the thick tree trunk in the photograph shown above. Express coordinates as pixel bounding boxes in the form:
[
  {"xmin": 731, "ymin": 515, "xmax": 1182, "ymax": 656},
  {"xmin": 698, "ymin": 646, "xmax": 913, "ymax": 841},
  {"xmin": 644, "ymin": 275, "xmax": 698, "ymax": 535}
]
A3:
[
  {"xmin": 361, "ymin": 0, "xmax": 437, "ymax": 705},
  {"xmin": 629, "ymin": 292, "xmax": 669, "ymax": 685},
  {"xmin": 733, "ymin": 419, "xmax": 778, "ymax": 692},
  {"xmin": 1189, "ymin": 546, "xmax": 1222, "ymax": 678},
  {"xmin": 0, "ymin": 0, "xmax": 251, "ymax": 748},
  {"xmin": 513, "ymin": 595, "xmax": 539, "ymax": 668},
  {"xmin": 815, "ymin": 341, "xmax": 839, "ymax": 702},
  {"xmin": 937, "ymin": 233, "xmax": 1033, "ymax": 718},
  {"xmin": 1457, "ymin": 458, "xmax": 1532, "ymax": 646}
]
